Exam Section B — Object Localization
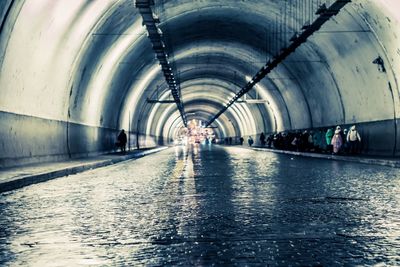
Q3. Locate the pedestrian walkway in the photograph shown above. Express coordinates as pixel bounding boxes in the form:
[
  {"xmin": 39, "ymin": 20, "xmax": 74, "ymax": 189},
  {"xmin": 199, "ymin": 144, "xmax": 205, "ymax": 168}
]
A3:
[
  {"xmin": 250, "ymin": 146, "xmax": 400, "ymax": 168},
  {"xmin": 0, "ymin": 147, "xmax": 168, "ymax": 193}
]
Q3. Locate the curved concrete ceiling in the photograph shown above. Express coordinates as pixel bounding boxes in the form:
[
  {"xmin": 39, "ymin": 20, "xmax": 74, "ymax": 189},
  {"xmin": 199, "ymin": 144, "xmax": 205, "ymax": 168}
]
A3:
[{"xmin": 0, "ymin": 0, "xmax": 400, "ymax": 165}]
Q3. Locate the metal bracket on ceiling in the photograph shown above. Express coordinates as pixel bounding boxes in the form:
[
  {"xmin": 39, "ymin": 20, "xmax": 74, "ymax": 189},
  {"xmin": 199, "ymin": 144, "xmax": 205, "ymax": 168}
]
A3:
[{"xmin": 236, "ymin": 94, "xmax": 267, "ymax": 104}]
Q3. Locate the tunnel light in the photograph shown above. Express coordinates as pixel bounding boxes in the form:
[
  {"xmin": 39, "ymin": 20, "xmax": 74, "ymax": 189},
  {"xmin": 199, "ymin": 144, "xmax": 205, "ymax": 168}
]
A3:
[{"xmin": 245, "ymin": 75, "xmax": 252, "ymax": 82}]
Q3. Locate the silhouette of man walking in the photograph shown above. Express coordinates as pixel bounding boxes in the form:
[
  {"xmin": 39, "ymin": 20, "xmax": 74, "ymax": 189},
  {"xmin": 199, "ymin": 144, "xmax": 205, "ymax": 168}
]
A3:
[{"xmin": 117, "ymin": 129, "xmax": 127, "ymax": 153}]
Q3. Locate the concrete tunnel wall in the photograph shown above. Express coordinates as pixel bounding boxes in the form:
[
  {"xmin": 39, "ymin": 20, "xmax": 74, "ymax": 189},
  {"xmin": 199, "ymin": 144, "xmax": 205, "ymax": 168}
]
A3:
[{"xmin": 0, "ymin": 0, "xmax": 399, "ymax": 167}]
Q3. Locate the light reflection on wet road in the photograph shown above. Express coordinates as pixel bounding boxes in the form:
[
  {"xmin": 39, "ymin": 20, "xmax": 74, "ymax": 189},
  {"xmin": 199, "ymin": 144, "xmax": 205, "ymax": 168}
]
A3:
[{"xmin": 0, "ymin": 144, "xmax": 399, "ymax": 266}]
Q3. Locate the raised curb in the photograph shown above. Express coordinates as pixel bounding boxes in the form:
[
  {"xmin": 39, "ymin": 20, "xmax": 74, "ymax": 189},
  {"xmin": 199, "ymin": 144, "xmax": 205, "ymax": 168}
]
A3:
[
  {"xmin": 0, "ymin": 147, "xmax": 169, "ymax": 193},
  {"xmin": 252, "ymin": 147, "xmax": 400, "ymax": 168}
]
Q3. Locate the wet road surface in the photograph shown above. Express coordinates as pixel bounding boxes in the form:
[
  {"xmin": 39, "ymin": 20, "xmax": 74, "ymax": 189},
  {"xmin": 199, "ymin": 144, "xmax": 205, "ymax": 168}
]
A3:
[{"xmin": 0, "ymin": 145, "xmax": 399, "ymax": 266}]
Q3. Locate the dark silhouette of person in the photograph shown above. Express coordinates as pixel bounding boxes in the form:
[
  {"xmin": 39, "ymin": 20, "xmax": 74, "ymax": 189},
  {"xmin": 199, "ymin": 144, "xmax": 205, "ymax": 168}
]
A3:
[
  {"xmin": 239, "ymin": 137, "xmax": 244, "ymax": 145},
  {"xmin": 347, "ymin": 125, "xmax": 361, "ymax": 154},
  {"xmin": 266, "ymin": 134, "xmax": 273, "ymax": 148},
  {"xmin": 117, "ymin": 129, "xmax": 127, "ymax": 153},
  {"xmin": 229, "ymin": 137, "xmax": 232, "ymax": 145},
  {"xmin": 260, "ymin": 132, "xmax": 266, "ymax": 146},
  {"xmin": 248, "ymin": 136, "xmax": 254, "ymax": 146}
]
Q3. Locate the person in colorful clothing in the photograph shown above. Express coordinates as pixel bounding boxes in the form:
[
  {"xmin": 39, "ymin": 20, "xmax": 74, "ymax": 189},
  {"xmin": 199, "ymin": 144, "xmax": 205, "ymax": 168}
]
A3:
[
  {"xmin": 325, "ymin": 128, "xmax": 334, "ymax": 153},
  {"xmin": 331, "ymin": 126, "xmax": 343, "ymax": 155}
]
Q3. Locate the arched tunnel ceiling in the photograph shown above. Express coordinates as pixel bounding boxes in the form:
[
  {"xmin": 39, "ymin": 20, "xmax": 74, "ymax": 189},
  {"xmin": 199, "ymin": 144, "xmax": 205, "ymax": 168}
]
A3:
[{"xmin": 0, "ymin": 0, "xmax": 400, "ymax": 151}]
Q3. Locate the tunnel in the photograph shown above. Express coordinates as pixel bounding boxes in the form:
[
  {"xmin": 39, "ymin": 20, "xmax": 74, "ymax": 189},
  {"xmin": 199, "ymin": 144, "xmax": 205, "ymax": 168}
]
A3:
[
  {"xmin": 0, "ymin": 0, "xmax": 399, "ymax": 166},
  {"xmin": 1, "ymin": 1, "xmax": 400, "ymax": 265}
]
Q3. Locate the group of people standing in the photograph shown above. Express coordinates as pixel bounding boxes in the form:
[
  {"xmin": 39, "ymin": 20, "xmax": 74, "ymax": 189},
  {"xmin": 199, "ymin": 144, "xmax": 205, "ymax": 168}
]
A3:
[
  {"xmin": 327, "ymin": 125, "xmax": 361, "ymax": 155},
  {"xmin": 244, "ymin": 125, "xmax": 362, "ymax": 155},
  {"xmin": 116, "ymin": 125, "xmax": 362, "ymax": 156}
]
